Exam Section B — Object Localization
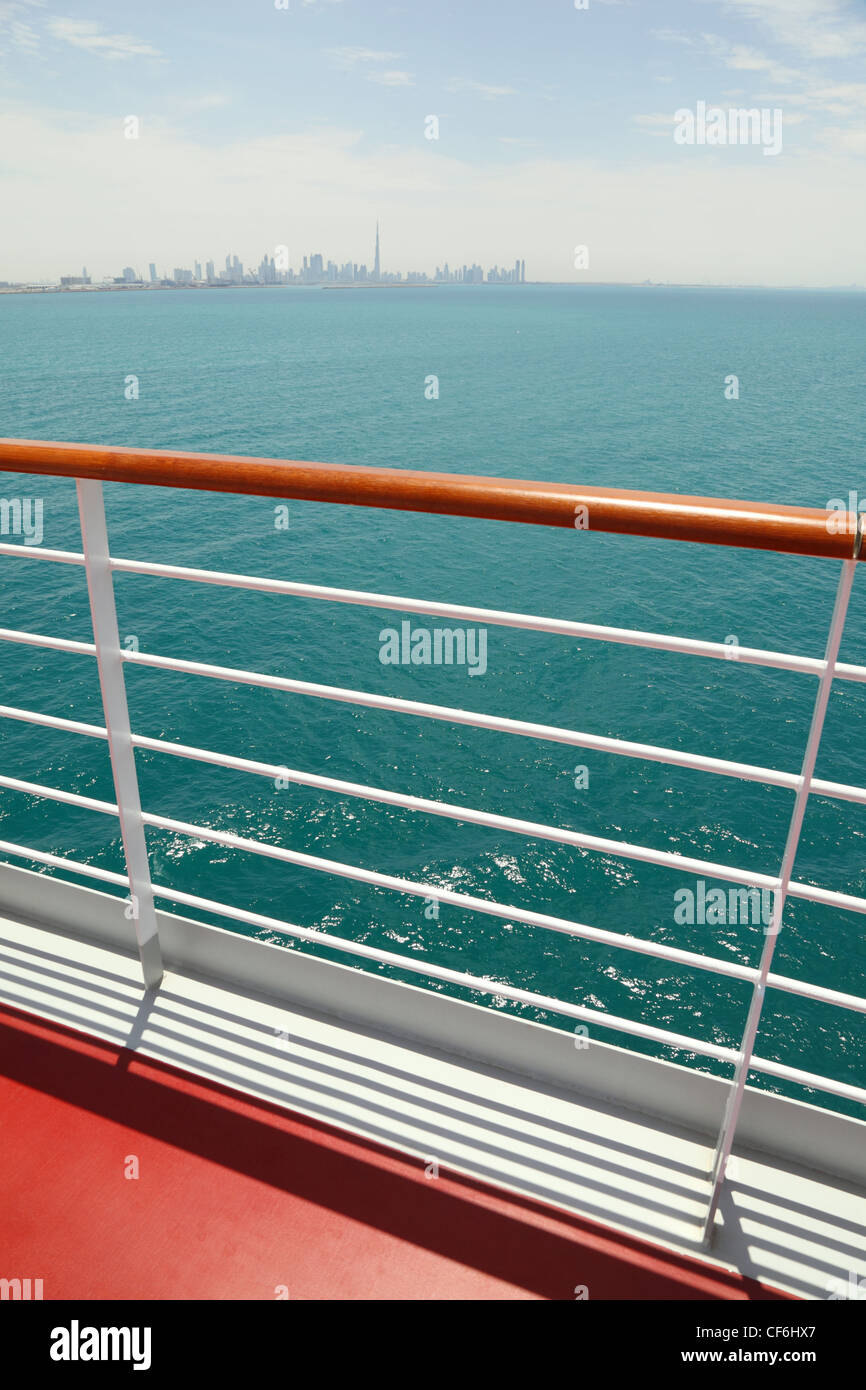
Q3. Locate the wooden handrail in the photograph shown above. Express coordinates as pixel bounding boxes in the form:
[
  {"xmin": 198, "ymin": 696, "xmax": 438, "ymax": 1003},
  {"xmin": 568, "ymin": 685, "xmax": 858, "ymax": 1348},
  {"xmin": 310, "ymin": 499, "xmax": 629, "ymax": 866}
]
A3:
[{"xmin": 0, "ymin": 438, "xmax": 859, "ymax": 559}]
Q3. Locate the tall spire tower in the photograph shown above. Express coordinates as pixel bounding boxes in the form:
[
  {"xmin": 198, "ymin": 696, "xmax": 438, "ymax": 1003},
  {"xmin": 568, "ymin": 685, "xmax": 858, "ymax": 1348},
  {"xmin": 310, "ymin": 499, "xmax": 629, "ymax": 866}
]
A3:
[{"xmin": 373, "ymin": 221, "xmax": 381, "ymax": 281}]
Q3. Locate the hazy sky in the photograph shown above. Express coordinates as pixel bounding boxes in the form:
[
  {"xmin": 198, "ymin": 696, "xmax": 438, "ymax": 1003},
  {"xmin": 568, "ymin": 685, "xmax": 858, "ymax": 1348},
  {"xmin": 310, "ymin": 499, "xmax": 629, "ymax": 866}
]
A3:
[{"xmin": 1, "ymin": 0, "xmax": 865, "ymax": 284}]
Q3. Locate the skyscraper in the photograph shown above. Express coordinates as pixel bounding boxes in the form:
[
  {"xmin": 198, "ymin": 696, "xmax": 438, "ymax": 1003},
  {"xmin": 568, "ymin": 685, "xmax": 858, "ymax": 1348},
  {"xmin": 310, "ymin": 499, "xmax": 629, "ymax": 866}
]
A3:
[
  {"xmin": 373, "ymin": 222, "xmax": 380, "ymax": 281},
  {"xmin": 149, "ymin": 263, "xmax": 157, "ymax": 282}
]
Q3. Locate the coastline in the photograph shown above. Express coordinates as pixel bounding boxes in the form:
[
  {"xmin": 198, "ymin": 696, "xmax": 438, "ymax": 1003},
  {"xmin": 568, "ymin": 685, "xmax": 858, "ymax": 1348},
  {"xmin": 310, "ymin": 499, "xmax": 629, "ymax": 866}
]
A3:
[{"xmin": 1, "ymin": 281, "xmax": 862, "ymax": 297}]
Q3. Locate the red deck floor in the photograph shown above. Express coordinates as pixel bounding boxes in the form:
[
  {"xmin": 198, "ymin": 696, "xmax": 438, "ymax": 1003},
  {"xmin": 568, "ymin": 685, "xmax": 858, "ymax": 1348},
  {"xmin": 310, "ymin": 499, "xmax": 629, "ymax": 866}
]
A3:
[{"xmin": 0, "ymin": 1002, "xmax": 792, "ymax": 1301}]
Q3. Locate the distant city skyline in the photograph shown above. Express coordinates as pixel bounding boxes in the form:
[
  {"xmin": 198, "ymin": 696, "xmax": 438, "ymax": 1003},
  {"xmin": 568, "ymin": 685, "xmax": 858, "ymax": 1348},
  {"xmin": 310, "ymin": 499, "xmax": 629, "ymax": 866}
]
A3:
[{"xmin": 2, "ymin": 227, "xmax": 528, "ymax": 289}]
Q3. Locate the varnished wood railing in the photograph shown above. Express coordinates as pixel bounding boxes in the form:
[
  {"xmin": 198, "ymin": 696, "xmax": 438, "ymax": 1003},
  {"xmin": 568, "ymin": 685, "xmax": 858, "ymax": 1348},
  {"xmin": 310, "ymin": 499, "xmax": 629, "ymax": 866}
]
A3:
[{"xmin": 0, "ymin": 438, "xmax": 860, "ymax": 559}]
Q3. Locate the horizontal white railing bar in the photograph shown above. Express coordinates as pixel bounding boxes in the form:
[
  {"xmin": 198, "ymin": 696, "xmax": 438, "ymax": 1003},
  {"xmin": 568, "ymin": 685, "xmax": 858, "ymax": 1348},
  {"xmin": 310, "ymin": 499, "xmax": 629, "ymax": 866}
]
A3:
[
  {"xmin": 139, "ymin": 810, "xmax": 866, "ymax": 1012},
  {"xmin": 0, "ymin": 838, "xmax": 127, "ymax": 887},
  {"xmin": 0, "ymin": 543, "xmax": 85, "ymax": 566},
  {"xmin": 0, "ymin": 826, "xmax": 863, "ymax": 1077},
  {"xmin": 0, "ymin": 829, "xmax": 735, "ymax": 1064},
  {"xmin": 0, "ymin": 628, "xmax": 806, "ymax": 790},
  {"xmin": 3, "ymin": 631, "xmax": 866, "ymax": 804},
  {"xmin": 3, "ymin": 709, "xmax": 866, "ymax": 922},
  {"xmin": 0, "ymin": 772, "xmax": 117, "ymax": 816},
  {"xmin": 139, "ymin": 807, "xmax": 761, "ymax": 982},
  {"xmin": 148, "ymin": 887, "xmax": 866, "ymax": 1094},
  {"xmin": 121, "ymin": 647, "xmax": 805, "ymax": 789},
  {"xmin": 0, "ymin": 766, "xmax": 763, "ymax": 982},
  {"xmin": 787, "ymin": 880, "xmax": 866, "ymax": 916},
  {"xmin": 108, "ymin": 555, "xmax": 847, "ymax": 678},
  {"xmin": 130, "ymin": 729, "xmax": 781, "ymax": 891},
  {"xmin": 764, "ymin": 971, "xmax": 866, "ymax": 1016},
  {"xmin": 6, "ymin": 543, "xmax": 866, "ymax": 685},
  {"xmin": 809, "ymin": 777, "xmax": 866, "ymax": 806},
  {"xmin": 143, "ymin": 880, "xmax": 739, "ymax": 1064},
  {"xmin": 0, "ymin": 704, "xmax": 773, "ymax": 890},
  {"xmin": 0, "ymin": 703, "xmax": 108, "ymax": 740},
  {"xmin": 0, "ymin": 626, "xmax": 96, "ymax": 657},
  {"xmin": 0, "ymin": 702, "xmax": 778, "ymax": 892},
  {"xmin": 748, "ymin": 1054, "xmax": 866, "ymax": 1107}
]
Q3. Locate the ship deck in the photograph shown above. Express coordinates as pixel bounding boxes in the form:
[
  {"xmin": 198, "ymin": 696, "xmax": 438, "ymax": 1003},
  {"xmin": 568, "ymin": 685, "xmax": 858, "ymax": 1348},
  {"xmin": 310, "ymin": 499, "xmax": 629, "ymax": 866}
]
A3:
[
  {"xmin": 0, "ymin": 1001, "xmax": 781, "ymax": 1302},
  {"xmin": 1, "ymin": 880, "xmax": 863, "ymax": 1301}
]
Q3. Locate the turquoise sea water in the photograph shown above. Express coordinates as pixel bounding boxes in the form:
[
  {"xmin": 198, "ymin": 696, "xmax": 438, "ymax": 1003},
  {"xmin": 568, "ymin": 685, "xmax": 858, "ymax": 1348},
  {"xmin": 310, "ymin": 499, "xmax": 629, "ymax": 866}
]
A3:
[{"xmin": 0, "ymin": 284, "xmax": 864, "ymax": 1115}]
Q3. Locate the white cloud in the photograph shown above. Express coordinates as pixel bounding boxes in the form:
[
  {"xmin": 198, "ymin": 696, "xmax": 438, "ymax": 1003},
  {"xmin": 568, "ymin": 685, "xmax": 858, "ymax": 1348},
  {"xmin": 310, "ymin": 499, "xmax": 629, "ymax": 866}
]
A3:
[
  {"xmin": 722, "ymin": 43, "xmax": 803, "ymax": 82},
  {"xmin": 819, "ymin": 124, "xmax": 866, "ymax": 153},
  {"xmin": 0, "ymin": 0, "xmax": 40, "ymax": 54},
  {"xmin": 325, "ymin": 45, "xmax": 411, "ymax": 86},
  {"xmin": 718, "ymin": 0, "xmax": 866, "ymax": 61},
  {"xmin": 756, "ymin": 80, "xmax": 866, "ymax": 115},
  {"xmin": 326, "ymin": 47, "xmax": 403, "ymax": 68},
  {"xmin": 654, "ymin": 20, "xmax": 866, "ymax": 133},
  {"xmin": 655, "ymin": 30, "xmax": 804, "ymax": 83},
  {"xmin": 366, "ymin": 69, "xmax": 414, "ymax": 87},
  {"xmin": 447, "ymin": 78, "xmax": 518, "ymax": 100},
  {"xmin": 183, "ymin": 93, "xmax": 231, "ymax": 112},
  {"xmin": 634, "ymin": 113, "xmax": 677, "ymax": 127},
  {"xmin": 47, "ymin": 18, "xmax": 161, "ymax": 60},
  {"xmin": 651, "ymin": 28, "xmax": 695, "ymax": 47}
]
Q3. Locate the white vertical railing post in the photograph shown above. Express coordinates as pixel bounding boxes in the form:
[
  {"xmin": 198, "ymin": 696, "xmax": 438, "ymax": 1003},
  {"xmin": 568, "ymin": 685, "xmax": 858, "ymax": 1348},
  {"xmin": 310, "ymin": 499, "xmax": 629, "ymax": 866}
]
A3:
[
  {"xmin": 76, "ymin": 479, "xmax": 163, "ymax": 990},
  {"xmin": 701, "ymin": 557, "xmax": 858, "ymax": 1244}
]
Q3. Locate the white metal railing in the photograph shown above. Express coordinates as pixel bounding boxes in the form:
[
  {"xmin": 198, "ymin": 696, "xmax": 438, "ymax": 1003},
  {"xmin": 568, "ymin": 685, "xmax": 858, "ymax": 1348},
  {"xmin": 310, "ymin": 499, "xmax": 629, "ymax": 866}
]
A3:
[{"xmin": 0, "ymin": 486, "xmax": 863, "ymax": 1246}]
